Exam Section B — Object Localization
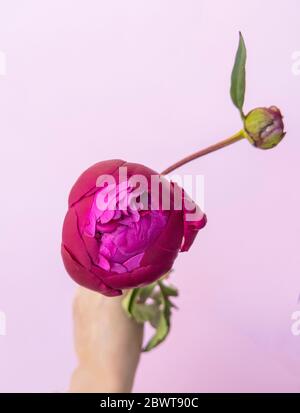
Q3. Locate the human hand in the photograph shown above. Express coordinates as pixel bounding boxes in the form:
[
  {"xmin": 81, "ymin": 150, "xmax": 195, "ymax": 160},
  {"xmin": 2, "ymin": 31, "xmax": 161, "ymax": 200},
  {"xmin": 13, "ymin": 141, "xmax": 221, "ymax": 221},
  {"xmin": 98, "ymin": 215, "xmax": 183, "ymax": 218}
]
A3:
[{"xmin": 69, "ymin": 287, "xmax": 144, "ymax": 393}]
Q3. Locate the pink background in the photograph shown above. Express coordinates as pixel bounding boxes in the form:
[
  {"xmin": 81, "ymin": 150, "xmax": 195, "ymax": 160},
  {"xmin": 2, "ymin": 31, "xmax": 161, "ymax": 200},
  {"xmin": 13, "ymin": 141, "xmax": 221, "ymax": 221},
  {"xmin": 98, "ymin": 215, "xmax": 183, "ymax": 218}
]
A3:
[{"xmin": 0, "ymin": 0, "xmax": 300, "ymax": 392}]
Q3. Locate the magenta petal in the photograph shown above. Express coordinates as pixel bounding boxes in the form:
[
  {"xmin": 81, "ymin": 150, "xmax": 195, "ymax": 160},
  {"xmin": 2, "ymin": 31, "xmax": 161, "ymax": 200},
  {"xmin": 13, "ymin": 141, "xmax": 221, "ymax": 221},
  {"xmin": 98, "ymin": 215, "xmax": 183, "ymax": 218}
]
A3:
[
  {"xmin": 180, "ymin": 189, "xmax": 207, "ymax": 252},
  {"xmin": 104, "ymin": 263, "xmax": 169, "ymax": 290},
  {"xmin": 111, "ymin": 263, "xmax": 127, "ymax": 273},
  {"xmin": 129, "ymin": 207, "xmax": 140, "ymax": 222},
  {"xmin": 62, "ymin": 208, "xmax": 92, "ymax": 269},
  {"xmin": 96, "ymin": 222, "xmax": 118, "ymax": 232},
  {"xmin": 100, "ymin": 209, "xmax": 115, "ymax": 224},
  {"xmin": 99, "ymin": 245, "xmax": 112, "ymax": 258},
  {"xmin": 181, "ymin": 213, "xmax": 207, "ymax": 252},
  {"xmin": 141, "ymin": 209, "xmax": 182, "ymax": 267},
  {"xmin": 68, "ymin": 160, "xmax": 125, "ymax": 207},
  {"xmin": 73, "ymin": 196, "xmax": 100, "ymax": 265},
  {"xmin": 118, "ymin": 216, "xmax": 133, "ymax": 226},
  {"xmin": 113, "ymin": 209, "xmax": 122, "ymax": 220},
  {"xmin": 123, "ymin": 253, "xmax": 144, "ymax": 271},
  {"xmin": 84, "ymin": 214, "xmax": 96, "ymax": 237},
  {"xmin": 98, "ymin": 254, "xmax": 111, "ymax": 271},
  {"xmin": 61, "ymin": 245, "xmax": 121, "ymax": 297}
]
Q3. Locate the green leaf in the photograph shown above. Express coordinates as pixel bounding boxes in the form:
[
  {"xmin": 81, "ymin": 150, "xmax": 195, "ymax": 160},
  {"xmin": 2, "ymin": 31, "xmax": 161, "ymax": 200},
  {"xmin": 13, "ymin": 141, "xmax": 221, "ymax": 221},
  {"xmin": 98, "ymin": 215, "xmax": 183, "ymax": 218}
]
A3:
[
  {"xmin": 131, "ymin": 303, "xmax": 160, "ymax": 325},
  {"xmin": 143, "ymin": 280, "xmax": 174, "ymax": 352},
  {"xmin": 122, "ymin": 276, "xmax": 179, "ymax": 352},
  {"xmin": 122, "ymin": 288, "xmax": 140, "ymax": 317},
  {"xmin": 230, "ymin": 32, "xmax": 247, "ymax": 115},
  {"xmin": 143, "ymin": 311, "xmax": 169, "ymax": 352},
  {"xmin": 138, "ymin": 282, "xmax": 157, "ymax": 302},
  {"xmin": 159, "ymin": 283, "xmax": 178, "ymax": 297}
]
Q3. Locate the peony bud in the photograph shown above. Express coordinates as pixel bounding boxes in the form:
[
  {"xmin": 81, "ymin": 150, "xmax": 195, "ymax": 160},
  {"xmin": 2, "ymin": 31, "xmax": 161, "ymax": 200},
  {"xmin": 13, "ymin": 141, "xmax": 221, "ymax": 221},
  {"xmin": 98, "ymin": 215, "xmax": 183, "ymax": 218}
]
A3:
[{"xmin": 244, "ymin": 106, "xmax": 285, "ymax": 149}]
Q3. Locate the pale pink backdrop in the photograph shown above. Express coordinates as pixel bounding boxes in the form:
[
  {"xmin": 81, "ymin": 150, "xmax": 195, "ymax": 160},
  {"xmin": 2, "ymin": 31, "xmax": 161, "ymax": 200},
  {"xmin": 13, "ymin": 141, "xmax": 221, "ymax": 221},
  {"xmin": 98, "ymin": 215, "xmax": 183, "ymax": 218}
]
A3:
[{"xmin": 0, "ymin": 0, "xmax": 300, "ymax": 392}]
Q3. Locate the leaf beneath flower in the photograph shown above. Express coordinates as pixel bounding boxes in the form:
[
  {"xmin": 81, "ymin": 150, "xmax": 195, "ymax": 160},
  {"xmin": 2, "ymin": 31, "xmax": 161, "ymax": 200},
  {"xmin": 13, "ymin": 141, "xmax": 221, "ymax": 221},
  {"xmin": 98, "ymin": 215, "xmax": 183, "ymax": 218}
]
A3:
[
  {"xmin": 143, "ymin": 310, "xmax": 169, "ymax": 352},
  {"xmin": 122, "ymin": 277, "xmax": 178, "ymax": 352}
]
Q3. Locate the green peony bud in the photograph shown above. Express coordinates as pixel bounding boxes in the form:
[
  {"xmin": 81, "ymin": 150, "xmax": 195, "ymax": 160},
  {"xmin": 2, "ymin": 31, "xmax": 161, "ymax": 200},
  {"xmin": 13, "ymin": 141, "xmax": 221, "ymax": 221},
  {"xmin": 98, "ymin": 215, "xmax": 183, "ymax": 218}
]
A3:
[{"xmin": 244, "ymin": 106, "xmax": 285, "ymax": 149}]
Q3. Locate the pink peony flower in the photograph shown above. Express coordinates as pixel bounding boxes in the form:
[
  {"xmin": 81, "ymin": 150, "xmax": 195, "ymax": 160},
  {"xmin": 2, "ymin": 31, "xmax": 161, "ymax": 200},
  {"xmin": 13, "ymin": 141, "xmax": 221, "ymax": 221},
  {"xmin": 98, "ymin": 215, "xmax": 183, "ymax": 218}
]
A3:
[{"xmin": 61, "ymin": 160, "xmax": 206, "ymax": 296}]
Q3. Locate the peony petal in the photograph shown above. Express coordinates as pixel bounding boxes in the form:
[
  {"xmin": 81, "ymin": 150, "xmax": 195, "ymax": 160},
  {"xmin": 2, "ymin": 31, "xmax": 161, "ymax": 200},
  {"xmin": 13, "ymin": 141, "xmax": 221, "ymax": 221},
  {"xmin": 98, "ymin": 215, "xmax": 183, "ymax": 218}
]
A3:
[
  {"xmin": 111, "ymin": 263, "xmax": 127, "ymax": 273},
  {"xmin": 128, "ymin": 207, "xmax": 140, "ymax": 222},
  {"xmin": 99, "ymin": 245, "xmax": 112, "ymax": 258},
  {"xmin": 96, "ymin": 222, "xmax": 118, "ymax": 233},
  {"xmin": 61, "ymin": 245, "xmax": 121, "ymax": 297},
  {"xmin": 181, "ymin": 189, "xmax": 207, "ymax": 252},
  {"xmin": 98, "ymin": 254, "xmax": 111, "ymax": 271},
  {"xmin": 62, "ymin": 208, "xmax": 92, "ymax": 269},
  {"xmin": 73, "ymin": 196, "xmax": 99, "ymax": 265},
  {"xmin": 104, "ymin": 263, "xmax": 170, "ymax": 290},
  {"xmin": 181, "ymin": 214, "xmax": 207, "ymax": 252},
  {"xmin": 113, "ymin": 209, "xmax": 122, "ymax": 220},
  {"xmin": 100, "ymin": 209, "xmax": 115, "ymax": 224},
  {"xmin": 123, "ymin": 253, "xmax": 144, "ymax": 271},
  {"xmin": 68, "ymin": 159, "xmax": 125, "ymax": 207},
  {"xmin": 141, "ymin": 210, "xmax": 182, "ymax": 267}
]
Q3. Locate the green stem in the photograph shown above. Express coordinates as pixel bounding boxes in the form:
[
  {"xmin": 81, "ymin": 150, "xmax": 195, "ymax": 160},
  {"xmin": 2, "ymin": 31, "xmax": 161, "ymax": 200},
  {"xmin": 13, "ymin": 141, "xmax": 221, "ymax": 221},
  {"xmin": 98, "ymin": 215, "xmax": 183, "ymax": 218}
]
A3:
[
  {"xmin": 161, "ymin": 129, "xmax": 246, "ymax": 175},
  {"xmin": 157, "ymin": 280, "xmax": 166, "ymax": 300}
]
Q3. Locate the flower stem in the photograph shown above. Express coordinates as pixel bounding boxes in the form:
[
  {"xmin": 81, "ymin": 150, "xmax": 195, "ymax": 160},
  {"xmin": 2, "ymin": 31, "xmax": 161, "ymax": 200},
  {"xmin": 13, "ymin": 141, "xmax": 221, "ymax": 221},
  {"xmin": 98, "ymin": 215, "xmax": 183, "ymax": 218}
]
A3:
[{"xmin": 161, "ymin": 129, "xmax": 246, "ymax": 175}]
